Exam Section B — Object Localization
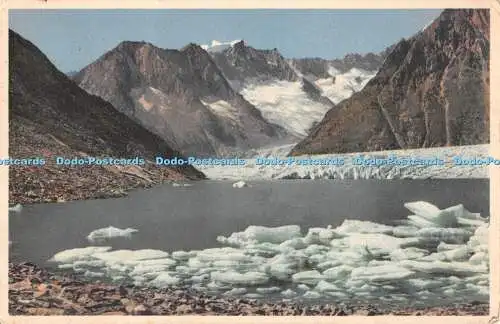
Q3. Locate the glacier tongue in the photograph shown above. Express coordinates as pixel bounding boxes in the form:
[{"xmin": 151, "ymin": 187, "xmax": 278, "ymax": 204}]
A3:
[
  {"xmin": 199, "ymin": 144, "xmax": 489, "ymax": 181},
  {"xmin": 49, "ymin": 201, "xmax": 489, "ymax": 307}
]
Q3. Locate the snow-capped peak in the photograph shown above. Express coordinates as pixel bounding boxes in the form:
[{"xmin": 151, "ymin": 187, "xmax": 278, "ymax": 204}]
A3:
[{"xmin": 201, "ymin": 39, "xmax": 242, "ymax": 53}]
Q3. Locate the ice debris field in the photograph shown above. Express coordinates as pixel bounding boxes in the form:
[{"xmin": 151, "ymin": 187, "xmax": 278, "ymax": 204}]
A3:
[
  {"xmin": 199, "ymin": 144, "xmax": 489, "ymax": 180},
  {"xmin": 49, "ymin": 201, "xmax": 489, "ymax": 307}
]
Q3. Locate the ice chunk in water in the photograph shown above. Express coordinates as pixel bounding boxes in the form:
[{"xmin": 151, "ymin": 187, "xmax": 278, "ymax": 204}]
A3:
[
  {"xmin": 291, "ymin": 270, "xmax": 324, "ymax": 285},
  {"xmin": 469, "ymin": 252, "xmax": 488, "ymax": 265},
  {"xmin": 281, "ymin": 289, "xmax": 297, "ymax": 298},
  {"xmin": 8, "ymin": 204, "xmax": 22, "ymax": 213},
  {"xmin": 443, "ymin": 204, "xmax": 485, "ymax": 221},
  {"xmin": 303, "ymin": 291, "xmax": 321, "ymax": 299},
  {"xmin": 322, "ymin": 265, "xmax": 353, "ymax": 280},
  {"xmin": 93, "ymin": 249, "xmax": 170, "ymax": 262},
  {"xmin": 218, "ymin": 225, "xmax": 301, "ymax": 245},
  {"xmin": 316, "ymin": 260, "xmax": 343, "ymax": 271},
  {"xmin": 406, "ymin": 278, "xmax": 444, "ymax": 290},
  {"xmin": 303, "ymin": 227, "xmax": 343, "ymax": 245},
  {"xmin": 196, "ymin": 248, "xmax": 251, "ymax": 262},
  {"xmin": 302, "ymin": 245, "xmax": 327, "ymax": 257},
  {"xmin": 171, "ymin": 251, "xmax": 197, "ymax": 261},
  {"xmin": 149, "ymin": 272, "xmax": 181, "ymax": 287},
  {"xmin": 404, "ymin": 202, "xmax": 458, "ymax": 227},
  {"xmin": 73, "ymin": 260, "xmax": 106, "ymax": 268},
  {"xmin": 437, "ymin": 242, "xmax": 463, "ymax": 252},
  {"xmin": 334, "ymin": 220, "xmax": 394, "ymax": 235},
  {"xmin": 280, "ymin": 238, "xmax": 308, "ymax": 249},
  {"xmin": 415, "ymin": 228, "xmax": 472, "ymax": 244},
  {"xmin": 404, "ymin": 201, "xmax": 441, "ymax": 219},
  {"xmin": 83, "ymin": 270, "xmax": 105, "ymax": 278},
  {"xmin": 390, "ymin": 248, "xmax": 429, "ymax": 261},
  {"xmin": 315, "ymin": 280, "xmax": 342, "ymax": 292},
  {"xmin": 297, "ymin": 284, "xmax": 310, "ymax": 291},
  {"xmin": 351, "ymin": 265, "xmax": 416, "ymax": 282},
  {"xmin": 245, "ymin": 243, "xmax": 285, "ymax": 257},
  {"xmin": 422, "ymin": 246, "xmax": 470, "ymax": 262},
  {"xmin": 407, "ymin": 215, "xmax": 438, "ymax": 229},
  {"xmin": 400, "ymin": 260, "xmax": 487, "ymax": 276},
  {"xmin": 223, "ymin": 288, "xmax": 247, "ymax": 296},
  {"xmin": 457, "ymin": 217, "xmax": 487, "ymax": 227},
  {"xmin": 256, "ymin": 287, "xmax": 281, "ymax": 294},
  {"xmin": 211, "ymin": 271, "xmax": 269, "ymax": 285},
  {"xmin": 129, "ymin": 260, "xmax": 177, "ymax": 277},
  {"xmin": 268, "ymin": 263, "xmax": 295, "ymax": 280},
  {"xmin": 469, "ymin": 225, "xmax": 488, "ymax": 246},
  {"xmin": 190, "ymin": 274, "xmax": 210, "ymax": 283},
  {"xmin": 332, "ymin": 233, "xmax": 420, "ymax": 256},
  {"xmin": 391, "ymin": 226, "xmax": 419, "ymax": 238},
  {"xmin": 87, "ymin": 226, "xmax": 138, "ymax": 243},
  {"xmin": 172, "ymin": 183, "xmax": 192, "ymax": 187},
  {"xmin": 49, "ymin": 246, "xmax": 112, "ymax": 263},
  {"xmin": 232, "ymin": 181, "xmax": 248, "ymax": 188}
]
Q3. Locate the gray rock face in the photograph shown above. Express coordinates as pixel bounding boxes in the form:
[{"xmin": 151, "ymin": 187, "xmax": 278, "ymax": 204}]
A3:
[
  {"xmin": 74, "ymin": 41, "xmax": 289, "ymax": 157},
  {"xmin": 210, "ymin": 40, "xmax": 299, "ymax": 87},
  {"xmin": 290, "ymin": 9, "xmax": 489, "ymax": 156}
]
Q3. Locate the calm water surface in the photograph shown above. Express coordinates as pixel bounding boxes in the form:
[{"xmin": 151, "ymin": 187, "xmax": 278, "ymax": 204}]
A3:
[{"xmin": 9, "ymin": 179, "xmax": 489, "ymax": 269}]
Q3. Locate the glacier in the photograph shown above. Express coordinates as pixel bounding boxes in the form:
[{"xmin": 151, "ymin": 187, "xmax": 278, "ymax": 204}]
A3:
[
  {"xmin": 199, "ymin": 144, "xmax": 489, "ymax": 180},
  {"xmin": 238, "ymin": 67, "xmax": 376, "ymax": 138},
  {"xmin": 49, "ymin": 201, "xmax": 489, "ymax": 307}
]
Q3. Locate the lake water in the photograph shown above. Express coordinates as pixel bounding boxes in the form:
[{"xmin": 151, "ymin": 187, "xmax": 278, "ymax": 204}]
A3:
[
  {"xmin": 8, "ymin": 179, "xmax": 490, "ymax": 308},
  {"xmin": 9, "ymin": 179, "xmax": 489, "ymax": 266}
]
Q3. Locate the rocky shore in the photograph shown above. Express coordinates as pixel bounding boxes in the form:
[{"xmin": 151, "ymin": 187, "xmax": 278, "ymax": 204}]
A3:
[
  {"xmin": 9, "ymin": 262, "xmax": 489, "ymax": 316},
  {"xmin": 8, "ymin": 159, "xmax": 203, "ymax": 205}
]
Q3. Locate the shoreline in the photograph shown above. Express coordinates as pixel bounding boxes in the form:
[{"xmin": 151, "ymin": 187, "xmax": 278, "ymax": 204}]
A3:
[
  {"xmin": 8, "ymin": 262, "xmax": 489, "ymax": 316},
  {"xmin": 8, "ymin": 162, "xmax": 205, "ymax": 205}
]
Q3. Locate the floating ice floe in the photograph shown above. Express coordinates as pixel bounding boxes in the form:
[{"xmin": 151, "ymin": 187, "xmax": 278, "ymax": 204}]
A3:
[
  {"xmin": 172, "ymin": 183, "xmax": 192, "ymax": 187},
  {"xmin": 232, "ymin": 181, "xmax": 248, "ymax": 188},
  {"xmin": 50, "ymin": 201, "xmax": 489, "ymax": 307},
  {"xmin": 8, "ymin": 204, "xmax": 22, "ymax": 213},
  {"xmin": 86, "ymin": 226, "xmax": 138, "ymax": 243},
  {"xmin": 217, "ymin": 225, "xmax": 301, "ymax": 246}
]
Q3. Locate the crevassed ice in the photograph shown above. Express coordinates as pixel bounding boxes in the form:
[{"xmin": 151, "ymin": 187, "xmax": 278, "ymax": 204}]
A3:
[
  {"xmin": 199, "ymin": 144, "xmax": 489, "ymax": 181},
  {"xmin": 239, "ymin": 81, "xmax": 332, "ymax": 137},
  {"xmin": 49, "ymin": 201, "xmax": 489, "ymax": 307}
]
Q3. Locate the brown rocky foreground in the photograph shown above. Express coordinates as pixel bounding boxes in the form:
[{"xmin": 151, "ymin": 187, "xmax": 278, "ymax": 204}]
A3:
[{"xmin": 8, "ymin": 262, "xmax": 489, "ymax": 316}]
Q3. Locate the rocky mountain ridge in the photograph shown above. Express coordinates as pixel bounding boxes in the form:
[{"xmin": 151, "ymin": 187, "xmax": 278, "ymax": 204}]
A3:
[
  {"xmin": 73, "ymin": 36, "xmax": 385, "ymax": 153},
  {"xmin": 290, "ymin": 9, "xmax": 489, "ymax": 156},
  {"xmin": 74, "ymin": 41, "xmax": 292, "ymax": 157},
  {"xmin": 289, "ymin": 47, "xmax": 393, "ymax": 80}
]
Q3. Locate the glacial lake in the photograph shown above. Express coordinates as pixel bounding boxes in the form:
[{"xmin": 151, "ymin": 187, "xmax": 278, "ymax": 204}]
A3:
[
  {"xmin": 9, "ymin": 179, "xmax": 489, "ymax": 267},
  {"xmin": 8, "ymin": 179, "xmax": 490, "ymax": 308}
]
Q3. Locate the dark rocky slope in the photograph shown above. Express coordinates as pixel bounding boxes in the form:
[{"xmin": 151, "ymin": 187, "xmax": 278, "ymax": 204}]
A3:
[
  {"xmin": 9, "ymin": 30, "xmax": 205, "ymax": 204},
  {"xmin": 290, "ymin": 9, "xmax": 489, "ymax": 156}
]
